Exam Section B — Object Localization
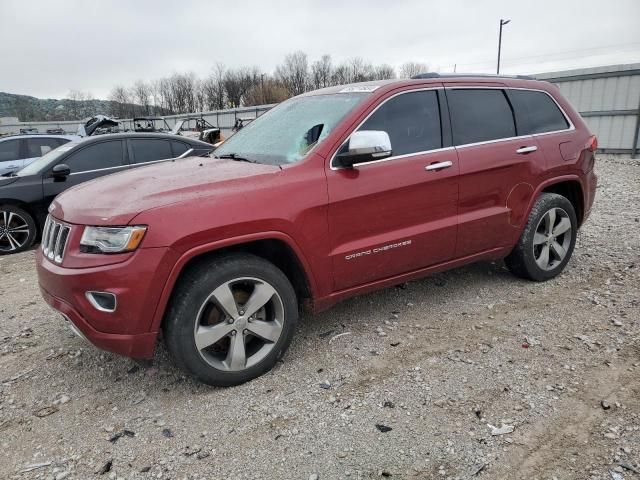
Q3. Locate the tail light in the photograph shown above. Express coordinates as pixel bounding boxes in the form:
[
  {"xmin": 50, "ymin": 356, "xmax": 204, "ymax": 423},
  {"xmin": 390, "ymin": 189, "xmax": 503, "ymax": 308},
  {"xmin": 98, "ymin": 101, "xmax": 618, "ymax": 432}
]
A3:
[{"xmin": 586, "ymin": 135, "xmax": 598, "ymax": 152}]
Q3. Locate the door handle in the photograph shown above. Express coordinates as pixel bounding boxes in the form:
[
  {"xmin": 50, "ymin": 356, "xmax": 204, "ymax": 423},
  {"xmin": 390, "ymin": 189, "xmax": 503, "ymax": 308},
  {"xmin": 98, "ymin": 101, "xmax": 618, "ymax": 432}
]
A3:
[
  {"xmin": 425, "ymin": 160, "xmax": 453, "ymax": 171},
  {"xmin": 516, "ymin": 146, "xmax": 538, "ymax": 154}
]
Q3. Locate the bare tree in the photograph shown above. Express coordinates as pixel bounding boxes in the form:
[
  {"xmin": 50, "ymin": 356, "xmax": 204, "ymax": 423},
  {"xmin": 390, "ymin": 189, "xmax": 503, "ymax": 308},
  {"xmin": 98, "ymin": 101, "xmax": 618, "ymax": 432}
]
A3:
[
  {"xmin": 223, "ymin": 67, "xmax": 260, "ymax": 107},
  {"xmin": 399, "ymin": 61, "xmax": 430, "ymax": 79},
  {"xmin": 373, "ymin": 64, "xmax": 396, "ymax": 80},
  {"xmin": 275, "ymin": 51, "xmax": 309, "ymax": 96},
  {"xmin": 202, "ymin": 63, "xmax": 226, "ymax": 110},
  {"xmin": 311, "ymin": 55, "xmax": 332, "ymax": 89},
  {"xmin": 132, "ymin": 81, "xmax": 152, "ymax": 115},
  {"xmin": 109, "ymin": 86, "xmax": 132, "ymax": 118},
  {"xmin": 244, "ymin": 79, "xmax": 291, "ymax": 106}
]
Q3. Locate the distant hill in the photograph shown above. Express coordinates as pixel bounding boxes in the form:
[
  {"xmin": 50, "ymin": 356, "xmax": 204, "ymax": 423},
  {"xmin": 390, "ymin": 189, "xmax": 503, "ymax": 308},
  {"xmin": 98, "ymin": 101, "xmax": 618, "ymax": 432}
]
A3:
[{"xmin": 0, "ymin": 92, "xmax": 166, "ymax": 122}]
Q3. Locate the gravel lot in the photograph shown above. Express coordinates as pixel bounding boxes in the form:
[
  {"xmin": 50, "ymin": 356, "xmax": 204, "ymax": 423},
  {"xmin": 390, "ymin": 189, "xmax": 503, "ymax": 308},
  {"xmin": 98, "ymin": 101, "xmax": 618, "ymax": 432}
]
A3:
[{"xmin": 1, "ymin": 156, "xmax": 638, "ymax": 480}]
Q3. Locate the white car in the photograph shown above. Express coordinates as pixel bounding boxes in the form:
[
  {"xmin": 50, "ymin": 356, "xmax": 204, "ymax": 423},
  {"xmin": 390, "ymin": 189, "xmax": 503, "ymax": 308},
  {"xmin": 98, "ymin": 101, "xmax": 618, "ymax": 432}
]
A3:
[{"xmin": 0, "ymin": 134, "xmax": 79, "ymax": 176}]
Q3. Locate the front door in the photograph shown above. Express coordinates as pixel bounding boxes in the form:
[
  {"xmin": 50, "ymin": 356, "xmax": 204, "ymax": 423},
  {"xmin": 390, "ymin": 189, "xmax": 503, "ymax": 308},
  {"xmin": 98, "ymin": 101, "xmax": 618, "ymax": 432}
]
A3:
[
  {"xmin": 327, "ymin": 89, "xmax": 459, "ymax": 291},
  {"xmin": 42, "ymin": 139, "xmax": 129, "ymax": 208}
]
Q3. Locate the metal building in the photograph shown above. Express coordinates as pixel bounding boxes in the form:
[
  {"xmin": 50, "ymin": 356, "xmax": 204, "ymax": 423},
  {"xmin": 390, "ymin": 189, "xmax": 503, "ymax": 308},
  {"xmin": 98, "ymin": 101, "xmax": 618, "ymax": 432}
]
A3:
[{"xmin": 537, "ymin": 63, "xmax": 640, "ymax": 157}]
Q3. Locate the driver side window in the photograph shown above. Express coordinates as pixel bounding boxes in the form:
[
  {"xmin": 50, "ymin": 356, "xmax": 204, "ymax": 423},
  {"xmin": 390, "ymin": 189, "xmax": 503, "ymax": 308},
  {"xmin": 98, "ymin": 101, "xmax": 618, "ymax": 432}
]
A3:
[
  {"xmin": 357, "ymin": 90, "xmax": 442, "ymax": 158},
  {"xmin": 64, "ymin": 140, "xmax": 124, "ymax": 173}
]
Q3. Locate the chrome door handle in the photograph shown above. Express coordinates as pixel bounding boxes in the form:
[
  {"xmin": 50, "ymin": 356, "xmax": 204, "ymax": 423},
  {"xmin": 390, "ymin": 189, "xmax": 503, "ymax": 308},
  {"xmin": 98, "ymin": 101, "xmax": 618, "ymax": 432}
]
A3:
[
  {"xmin": 425, "ymin": 160, "xmax": 453, "ymax": 171},
  {"xmin": 516, "ymin": 146, "xmax": 538, "ymax": 154}
]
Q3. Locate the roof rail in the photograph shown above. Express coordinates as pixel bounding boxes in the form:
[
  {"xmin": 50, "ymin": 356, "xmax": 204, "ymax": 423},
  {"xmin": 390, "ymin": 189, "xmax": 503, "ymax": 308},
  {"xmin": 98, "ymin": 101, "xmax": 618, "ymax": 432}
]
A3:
[{"xmin": 411, "ymin": 72, "xmax": 535, "ymax": 80}]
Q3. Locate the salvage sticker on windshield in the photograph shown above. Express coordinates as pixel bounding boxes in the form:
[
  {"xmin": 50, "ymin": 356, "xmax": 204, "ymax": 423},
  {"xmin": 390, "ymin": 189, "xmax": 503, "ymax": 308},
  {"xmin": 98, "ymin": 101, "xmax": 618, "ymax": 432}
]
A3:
[{"xmin": 339, "ymin": 85, "xmax": 380, "ymax": 93}]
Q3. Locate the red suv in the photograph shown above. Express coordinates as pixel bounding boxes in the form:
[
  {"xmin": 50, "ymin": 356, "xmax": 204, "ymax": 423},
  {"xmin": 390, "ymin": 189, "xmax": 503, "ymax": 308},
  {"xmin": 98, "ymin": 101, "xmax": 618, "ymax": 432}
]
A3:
[{"xmin": 36, "ymin": 74, "xmax": 598, "ymax": 386}]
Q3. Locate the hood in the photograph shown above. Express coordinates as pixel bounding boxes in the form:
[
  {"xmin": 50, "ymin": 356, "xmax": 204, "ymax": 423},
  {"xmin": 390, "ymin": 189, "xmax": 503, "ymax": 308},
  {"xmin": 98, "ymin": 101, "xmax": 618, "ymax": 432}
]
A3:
[{"xmin": 50, "ymin": 157, "xmax": 281, "ymax": 225}]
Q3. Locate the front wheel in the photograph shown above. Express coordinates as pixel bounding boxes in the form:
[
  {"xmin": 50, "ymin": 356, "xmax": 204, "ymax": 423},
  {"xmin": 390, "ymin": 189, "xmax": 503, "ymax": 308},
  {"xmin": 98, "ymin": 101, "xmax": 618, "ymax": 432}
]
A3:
[
  {"xmin": 505, "ymin": 193, "xmax": 578, "ymax": 281},
  {"xmin": 164, "ymin": 254, "xmax": 298, "ymax": 386},
  {"xmin": 0, "ymin": 205, "xmax": 37, "ymax": 255}
]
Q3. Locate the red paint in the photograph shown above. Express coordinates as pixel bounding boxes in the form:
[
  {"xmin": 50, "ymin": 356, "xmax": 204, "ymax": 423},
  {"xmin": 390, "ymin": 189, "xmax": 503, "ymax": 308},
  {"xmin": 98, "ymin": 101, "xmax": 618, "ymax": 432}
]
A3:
[{"xmin": 36, "ymin": 77, "xmax": 598, "ymax": 359}]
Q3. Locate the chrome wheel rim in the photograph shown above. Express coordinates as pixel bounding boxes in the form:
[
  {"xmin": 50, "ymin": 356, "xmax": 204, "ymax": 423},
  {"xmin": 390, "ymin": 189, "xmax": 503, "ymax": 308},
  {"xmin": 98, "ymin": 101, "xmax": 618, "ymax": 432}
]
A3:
[
  {"xmin": 533, "ymin": 207, "xmax": 572, "ymax": 271},
  {"xmin": 193, "ymin": 277, "xmax": 284, "ymax": 372},
  {"xmin": 0, "ymin": 210, "xmax": 31, "ymax": 253}
]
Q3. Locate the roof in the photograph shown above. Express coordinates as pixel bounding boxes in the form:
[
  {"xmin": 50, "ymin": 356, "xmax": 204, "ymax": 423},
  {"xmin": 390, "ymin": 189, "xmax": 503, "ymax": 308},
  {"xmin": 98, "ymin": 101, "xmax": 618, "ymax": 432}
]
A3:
[{"xmin": 302, "ymin": 74, "xmax": 548, "ymax": 98}]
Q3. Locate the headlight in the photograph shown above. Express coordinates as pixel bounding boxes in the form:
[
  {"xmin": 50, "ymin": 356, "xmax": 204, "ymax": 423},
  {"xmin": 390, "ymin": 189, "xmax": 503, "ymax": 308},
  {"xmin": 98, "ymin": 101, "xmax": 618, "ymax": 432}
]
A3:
[{"xmin": 80, "ymin": 226, "xmax": 147, "ymax": 253}]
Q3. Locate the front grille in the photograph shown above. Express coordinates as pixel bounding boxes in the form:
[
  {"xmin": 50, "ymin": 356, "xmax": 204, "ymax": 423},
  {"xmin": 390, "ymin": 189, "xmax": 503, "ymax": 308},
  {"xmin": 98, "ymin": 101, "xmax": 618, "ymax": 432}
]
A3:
[{"xmin": 41, "ymin": 215, "xmax": 71, "ymax": 264}]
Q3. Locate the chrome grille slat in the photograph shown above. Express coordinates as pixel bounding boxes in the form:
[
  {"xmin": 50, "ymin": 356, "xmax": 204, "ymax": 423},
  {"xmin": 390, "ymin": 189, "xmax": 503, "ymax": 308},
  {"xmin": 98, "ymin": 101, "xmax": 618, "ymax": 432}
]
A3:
[{"xmin": 41, "ymin": 215, "xmax": 71, "ymax": 264}]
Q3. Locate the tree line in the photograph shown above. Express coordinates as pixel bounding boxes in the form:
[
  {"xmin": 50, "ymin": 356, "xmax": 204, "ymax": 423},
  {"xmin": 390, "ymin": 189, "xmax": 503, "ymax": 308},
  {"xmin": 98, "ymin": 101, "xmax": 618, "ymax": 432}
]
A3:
[{"xmin": 102, "ymin": 53, "xmax": 430, "ymax": 118}]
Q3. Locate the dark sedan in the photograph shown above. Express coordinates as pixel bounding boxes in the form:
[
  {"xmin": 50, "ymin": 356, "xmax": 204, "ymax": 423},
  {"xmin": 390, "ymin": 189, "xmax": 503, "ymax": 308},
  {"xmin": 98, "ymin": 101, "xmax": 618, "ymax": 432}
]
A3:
[{"xmin": 0, "ymin": 133, "xmax": 212, "ymax": 254}]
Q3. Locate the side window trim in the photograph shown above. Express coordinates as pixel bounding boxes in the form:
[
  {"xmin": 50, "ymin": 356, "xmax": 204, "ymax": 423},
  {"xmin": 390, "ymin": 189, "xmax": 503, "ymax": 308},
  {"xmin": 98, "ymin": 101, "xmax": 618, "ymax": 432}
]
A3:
[
  {"xmin": 330, "ymin": 87, "xmax": 449, "ymax": 170},
  {"xmin": 59, "ymin": 139, "xmax": 127, "ymax": 176},
  {"xmin": 446, "ymin": 86, "xmax": 575, "ymax": 149}
]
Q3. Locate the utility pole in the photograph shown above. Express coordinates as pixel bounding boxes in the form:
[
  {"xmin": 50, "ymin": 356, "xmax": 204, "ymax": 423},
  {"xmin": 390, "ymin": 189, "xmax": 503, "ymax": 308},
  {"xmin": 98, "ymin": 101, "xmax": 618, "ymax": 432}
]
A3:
[{"xmin": 497, "ymin": 19, "xmax": 511, "ymax": 74}]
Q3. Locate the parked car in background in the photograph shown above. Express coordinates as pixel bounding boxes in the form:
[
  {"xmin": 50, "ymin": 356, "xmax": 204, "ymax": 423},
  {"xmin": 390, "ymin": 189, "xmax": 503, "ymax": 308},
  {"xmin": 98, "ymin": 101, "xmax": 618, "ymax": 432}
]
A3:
[
  {"xmin": 0, "ymin": 134, "xmax": 79, "ymax": 176},
  {"xmin": 0, "ymin": 133, "xmax": 212, "ymax": 254},
  {"xmin": 35, "ymin": 75, "xmax": 597, "ymax": 386}
]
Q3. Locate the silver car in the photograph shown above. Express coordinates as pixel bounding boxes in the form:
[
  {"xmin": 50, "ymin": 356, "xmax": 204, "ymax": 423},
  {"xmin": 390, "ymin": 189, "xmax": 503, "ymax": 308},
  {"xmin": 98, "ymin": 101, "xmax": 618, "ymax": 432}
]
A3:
[{"xmin": 0, "ymin": 134, "xmax": 79, "ymax": 176}]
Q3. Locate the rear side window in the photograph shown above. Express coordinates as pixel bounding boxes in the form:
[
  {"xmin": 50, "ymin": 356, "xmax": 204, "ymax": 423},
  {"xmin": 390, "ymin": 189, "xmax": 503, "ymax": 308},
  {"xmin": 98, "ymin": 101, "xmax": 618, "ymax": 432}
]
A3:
[
  {"xmin": 508, "ymin": 89, "xmax": 569, "ymax": 134},
  {"xmin": 448, "ymin": 89, "xmax": 516, "ymax": 145},
  {"xmin": 171, "ymin": 140, "xmax": 190, "ymax": 157},
  {"xmin": 26, "ymin": 138, "xmax": 63, "ymax": 157},
  {"xmin": 130, "ymin": 139, "xmax": 173, "ymax": 164},
  {"xmin": 0, "ymin": 139, "xmax": 20, "ymax": 161},
  {"xmin": 64, "ymin": 140, "xmax": 124, "ymax": 173},
  {"xmin": 358, "ymin": 90, "xmax": 442, "ymax": 156}
]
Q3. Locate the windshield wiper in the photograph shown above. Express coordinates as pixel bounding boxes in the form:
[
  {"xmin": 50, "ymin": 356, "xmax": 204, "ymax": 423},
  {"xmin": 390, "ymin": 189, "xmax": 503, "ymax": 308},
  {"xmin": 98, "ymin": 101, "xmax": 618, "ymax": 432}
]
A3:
[{"xmin": 215, "ymin": 153, "xmax": 257, "ymax": 163}]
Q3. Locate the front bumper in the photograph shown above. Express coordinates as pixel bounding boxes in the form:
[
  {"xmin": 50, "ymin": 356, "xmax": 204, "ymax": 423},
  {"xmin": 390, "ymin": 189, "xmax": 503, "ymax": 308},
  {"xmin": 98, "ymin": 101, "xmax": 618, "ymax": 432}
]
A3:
[{"xmin": 36, "ymin": 247, "xmax": 176, "ymax": 359}]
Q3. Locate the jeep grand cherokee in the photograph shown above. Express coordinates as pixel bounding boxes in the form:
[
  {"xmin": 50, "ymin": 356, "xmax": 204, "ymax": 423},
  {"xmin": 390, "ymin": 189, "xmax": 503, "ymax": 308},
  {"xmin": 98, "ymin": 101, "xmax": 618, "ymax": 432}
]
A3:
[{"xmin": 36, "ymin": 74, "xmax": 598, "ymax": 386}]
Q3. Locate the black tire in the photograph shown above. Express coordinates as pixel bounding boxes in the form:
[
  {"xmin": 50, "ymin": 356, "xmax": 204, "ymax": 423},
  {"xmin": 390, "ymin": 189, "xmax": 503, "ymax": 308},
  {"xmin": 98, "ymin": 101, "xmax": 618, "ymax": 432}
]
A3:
[
  {"xmin": 164, "ymin": 253, "xmax": 298, "ymax": 386},
  {"xmin": 0, "ymin": 204, "xmax": 37, "ymax": 255},
  {"xmin": 505, "ymin": 193, "xmax": 577, "ymax": 281}
]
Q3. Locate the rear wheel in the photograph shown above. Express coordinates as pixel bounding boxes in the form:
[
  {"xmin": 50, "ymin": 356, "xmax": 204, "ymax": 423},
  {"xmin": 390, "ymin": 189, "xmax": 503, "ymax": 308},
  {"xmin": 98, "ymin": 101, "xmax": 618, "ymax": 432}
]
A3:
[
  {"xmin": 164, "ymin": 253, "xmax": 298, "ymax": 386},
  {"xmin": 0, "ymin": 205, "xmax": 37, "ymax": 255},
  {"xmin": 505, "ymin": 193, "xmax": 577, "ymax": 281}
]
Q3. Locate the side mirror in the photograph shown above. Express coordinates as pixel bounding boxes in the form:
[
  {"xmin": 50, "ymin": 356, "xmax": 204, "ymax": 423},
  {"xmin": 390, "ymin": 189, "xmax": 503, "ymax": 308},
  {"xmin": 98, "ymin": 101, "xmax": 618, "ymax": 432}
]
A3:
[
  {"xmin": 334, "ymin": 130, "xmax": 392, "ymax": 168},
  {"xmin": 52, "ymin": 163, "xmax": 71, "ymax": 179}
]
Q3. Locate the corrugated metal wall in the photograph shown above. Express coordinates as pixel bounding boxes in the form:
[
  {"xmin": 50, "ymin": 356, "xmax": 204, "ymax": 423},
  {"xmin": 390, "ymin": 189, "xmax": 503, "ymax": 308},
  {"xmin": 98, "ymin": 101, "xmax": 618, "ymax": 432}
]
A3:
[
  {"xmin": 3, "ymin": 63, "xmax": 639, "ymax": 155},
  {"xmin": 537, "ymin": 63, "xmax": 640, "ymax": 155}
]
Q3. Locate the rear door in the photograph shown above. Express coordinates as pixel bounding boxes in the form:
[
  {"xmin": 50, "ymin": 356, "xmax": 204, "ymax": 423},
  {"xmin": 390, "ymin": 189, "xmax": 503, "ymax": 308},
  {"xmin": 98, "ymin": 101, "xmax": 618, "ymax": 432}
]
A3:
[
  {"xmin": 42, "ymin": 139, "xmax": 128, "ymax": 206},
  {"xmin": 127, "ymin": 138, "xmax": 175, "ymax": 167},
  {"xmin": 327, "ymin": 88, "xmax": 459, "ymax": 291},
  {"xmin": 446, "ymin": 87, "xmax": 546, "ymax": 257}
]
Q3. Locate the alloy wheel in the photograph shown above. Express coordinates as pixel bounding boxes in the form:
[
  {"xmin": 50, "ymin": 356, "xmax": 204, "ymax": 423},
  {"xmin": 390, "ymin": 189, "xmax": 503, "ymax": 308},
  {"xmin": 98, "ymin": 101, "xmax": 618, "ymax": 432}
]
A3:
[
  {"xmin": 0, "ymin": 210, "xmax": 31, "ymax": 253},
  {"xmin": 532, "ymin": 207, "xmax": 572, "ymax": 271},
  {"xmin": 193, "ymin": 277, "xmax": 285, "ymax": 372}
]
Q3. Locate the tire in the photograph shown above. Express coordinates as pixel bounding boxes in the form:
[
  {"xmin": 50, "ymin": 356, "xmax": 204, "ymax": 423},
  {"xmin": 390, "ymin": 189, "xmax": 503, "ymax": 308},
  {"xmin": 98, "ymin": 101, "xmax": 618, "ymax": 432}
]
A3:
[
  {"xmin": 505, "ymin": 193, "xmax": 577, "ymax": 282},
  {"xmin": 164, "ymin": 253, "xmax": 298, "ymax": 386},
  {"xmin": 0, "ymin": 205, "xmax": 37, "ymax": 255}
]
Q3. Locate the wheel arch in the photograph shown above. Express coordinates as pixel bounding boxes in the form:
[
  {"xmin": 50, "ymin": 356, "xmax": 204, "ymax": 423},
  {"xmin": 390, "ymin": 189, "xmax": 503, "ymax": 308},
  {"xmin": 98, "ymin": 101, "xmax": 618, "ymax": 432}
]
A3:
[
  {"xmin": 150, "ymin": 232, "xmax": 318, "ymax": 333},
  {"xmin": 0, "ymin": 199, "xmax": 41, "ymax": 231},
  {"xmin": 524, "ymin": 176, "xmax": 586, "ymax": 229}
]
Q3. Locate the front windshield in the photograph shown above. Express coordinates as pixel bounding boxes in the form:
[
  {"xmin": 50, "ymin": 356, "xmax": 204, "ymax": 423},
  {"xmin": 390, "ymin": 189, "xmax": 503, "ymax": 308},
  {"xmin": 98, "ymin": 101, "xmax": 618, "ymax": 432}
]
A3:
[
  {"xmin": 214, "ymin": 93, "xmax": 367, "ymax": 165},
  {"xmin": 16, "ymin": 141, "xmax": 80, "ymax": 176}
]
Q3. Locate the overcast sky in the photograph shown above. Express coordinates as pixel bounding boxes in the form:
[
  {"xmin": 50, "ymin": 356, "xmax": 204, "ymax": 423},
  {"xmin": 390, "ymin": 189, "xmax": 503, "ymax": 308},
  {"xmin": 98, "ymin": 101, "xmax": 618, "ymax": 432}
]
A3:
[{"xmin": 1, "ymin": 0, "xmax": 639, "ymax": 99}]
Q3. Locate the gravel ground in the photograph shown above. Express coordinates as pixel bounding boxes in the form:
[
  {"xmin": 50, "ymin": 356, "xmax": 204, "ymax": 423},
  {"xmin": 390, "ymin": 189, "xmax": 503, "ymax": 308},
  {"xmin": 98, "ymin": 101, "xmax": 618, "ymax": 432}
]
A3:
[{"xmin": 1, "ymin": 156, "xmax": 638, "ymax": 480}]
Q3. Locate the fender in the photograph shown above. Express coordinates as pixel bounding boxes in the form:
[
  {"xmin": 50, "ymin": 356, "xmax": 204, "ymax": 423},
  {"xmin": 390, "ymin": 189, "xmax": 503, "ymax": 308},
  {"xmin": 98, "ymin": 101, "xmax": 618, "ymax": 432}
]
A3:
[
  {"xmin": 147, "ymin": 230, "xmax": 319, "ymax": 333},
  {"xmin": 521, "ymin": 174, "xmax": 585, "ymax": 231}
]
